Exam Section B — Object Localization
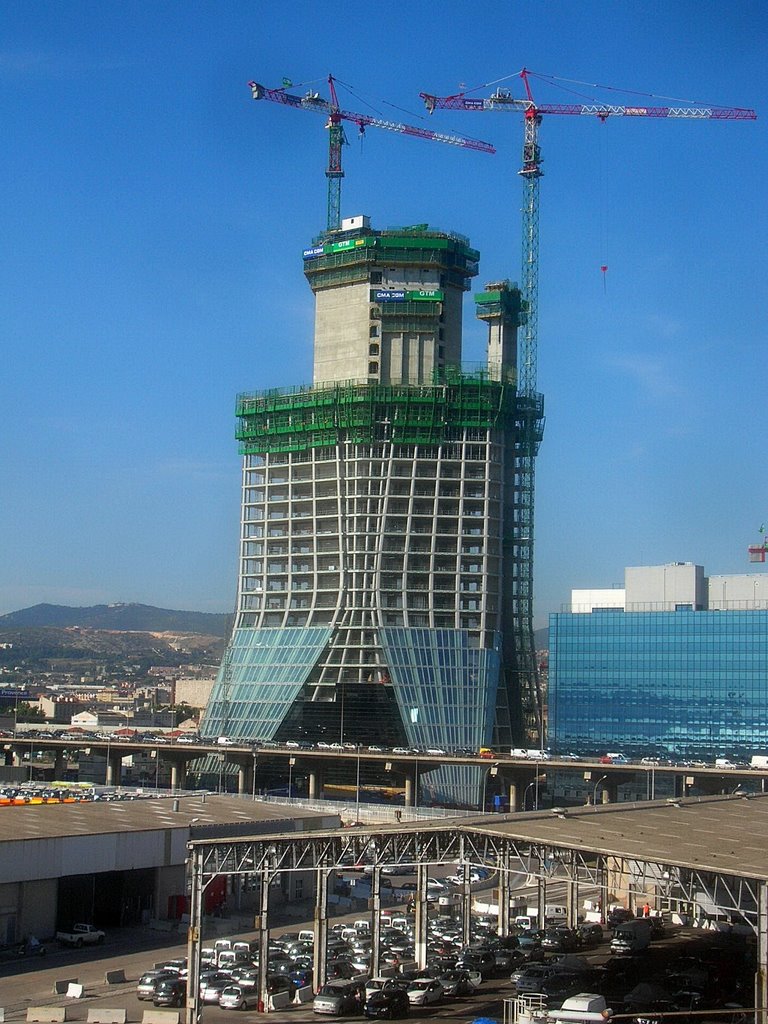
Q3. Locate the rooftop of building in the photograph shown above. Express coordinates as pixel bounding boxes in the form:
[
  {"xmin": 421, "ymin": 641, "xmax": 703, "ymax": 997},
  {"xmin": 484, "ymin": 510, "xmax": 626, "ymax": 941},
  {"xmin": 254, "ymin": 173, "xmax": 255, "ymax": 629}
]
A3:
[
  {"xmin": 0, "ymin": 793, "xmax": 336, "ymax": 842},
  {"xmin": 191, "ymin": 793, "xmax": 768, "ymax": 882}
]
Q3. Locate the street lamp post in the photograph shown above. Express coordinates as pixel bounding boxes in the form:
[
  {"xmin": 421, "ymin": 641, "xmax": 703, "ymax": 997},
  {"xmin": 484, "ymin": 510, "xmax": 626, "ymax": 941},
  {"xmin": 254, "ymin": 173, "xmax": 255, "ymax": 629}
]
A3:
[
  {"xmin": 593, "ymin": 775, "xmax": 608, "ymax": 805},
  {"xmin": 288, "ymin": 756, "xmax": 296, "ymax": 799},
  {"xmin": 481, "ymin": 764, "xmax": 499, "ymax": 812},
  {"xmin": 523, "ymin": 780, "xmax": 536, "ymax": 810}
]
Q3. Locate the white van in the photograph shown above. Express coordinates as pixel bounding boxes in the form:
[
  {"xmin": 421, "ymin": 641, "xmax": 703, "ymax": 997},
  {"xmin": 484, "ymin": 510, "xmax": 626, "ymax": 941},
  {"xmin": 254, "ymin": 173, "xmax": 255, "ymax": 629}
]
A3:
[{"xmin": 298, "ymin": 929, "xmax": 315, "ymax": 944}]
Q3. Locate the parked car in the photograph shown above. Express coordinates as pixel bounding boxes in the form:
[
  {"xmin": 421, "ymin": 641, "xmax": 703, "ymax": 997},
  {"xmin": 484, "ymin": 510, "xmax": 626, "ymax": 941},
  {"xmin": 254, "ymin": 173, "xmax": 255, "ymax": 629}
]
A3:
[
  {"xmin": 200, "ymin": 972, "xmax": 235, "ymax": 1004},
  {"xmin": 56, "ymin": 923, "xmax": 105, "ymax": 947},
  {"xmin": 314, "ymin": 980, "xmax": 366, "ymax": 1015},
  {"xmin": 363, "ymin": 987, "xmax": 411, "ymax": 1019},
  {"xmin": 541, "ymin": 927, "xmax": 581, "ymax": 953},
  {"xmin": 326, "ymin": 960, "xmax": 359, "ymax": 981},
  {"xmin": 456, "ymin": 948, "xmax": 496, "ymax": 977},
  {"xmin": 219, "ymin": 984, "xmax": 261, "ymax": 1010},
  {"xmin": 577, "ymin": 923, "xmax": 604, "ymax": 946},
  {"xmin": 406, "ymin": 978, "xmax": 444, "ymax": 1007},
  {"xmin": 152, "ymin": 977, "xmax": 186, "ymax": 1007},
  {"xmin": 137, "ymin": 970, "xmax": 181, "ymax": 1001},
  {"xmin": 437, "ymin": 969, "xmax": 482, "ymax": 996}
]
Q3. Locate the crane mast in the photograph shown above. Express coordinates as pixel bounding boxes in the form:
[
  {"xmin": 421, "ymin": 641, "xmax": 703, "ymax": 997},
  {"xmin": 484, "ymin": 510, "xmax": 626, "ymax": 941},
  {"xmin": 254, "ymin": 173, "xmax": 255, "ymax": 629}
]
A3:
[{"xmin": 249, "ymin": 76, "xmax": 495, "ymax": 232}]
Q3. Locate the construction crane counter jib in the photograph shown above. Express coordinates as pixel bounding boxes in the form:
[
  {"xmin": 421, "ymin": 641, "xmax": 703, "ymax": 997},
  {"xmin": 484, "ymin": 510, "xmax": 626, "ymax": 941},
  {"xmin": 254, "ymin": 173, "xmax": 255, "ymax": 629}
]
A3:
[{"xmin": 249, "ymin": 76, "xmax": 495, "ymax": 232}]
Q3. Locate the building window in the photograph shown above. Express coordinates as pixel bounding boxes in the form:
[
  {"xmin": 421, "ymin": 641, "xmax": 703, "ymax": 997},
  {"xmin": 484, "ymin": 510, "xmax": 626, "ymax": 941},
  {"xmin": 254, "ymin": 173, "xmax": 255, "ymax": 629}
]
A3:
[
  {"xmin": 370, "ymin": 271, "xmax": 382, "ymax": 284},
  {"xmin": 369, "ymin": 324, "xmax": 379, "ymax": 338},
  {"xmin": 368, "ymin": 361, "xmax": 379, "ymax": 376},
  {"xmin": 369, "ymin": 343, "xmax": 379, "ymax": 356}
]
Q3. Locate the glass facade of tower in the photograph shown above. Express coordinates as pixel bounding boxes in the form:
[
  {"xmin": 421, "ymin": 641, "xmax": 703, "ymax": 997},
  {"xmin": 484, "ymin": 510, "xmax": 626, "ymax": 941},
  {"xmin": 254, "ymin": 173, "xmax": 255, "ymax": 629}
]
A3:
[{"xmin": 549, "ymin": 609, "xmax": 768, "ymax": 759}]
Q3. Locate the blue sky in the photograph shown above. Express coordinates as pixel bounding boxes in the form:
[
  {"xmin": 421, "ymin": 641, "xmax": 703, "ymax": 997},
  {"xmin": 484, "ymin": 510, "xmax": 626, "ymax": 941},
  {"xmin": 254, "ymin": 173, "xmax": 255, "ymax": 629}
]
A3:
[{"xmin": 1, "ymin": 2, "xmax": 766, "ymax": 627}]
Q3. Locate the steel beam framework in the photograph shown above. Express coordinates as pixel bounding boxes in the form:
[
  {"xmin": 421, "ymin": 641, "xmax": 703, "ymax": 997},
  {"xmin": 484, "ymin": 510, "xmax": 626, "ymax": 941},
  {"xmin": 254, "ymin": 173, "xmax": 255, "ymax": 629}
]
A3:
[{"xmin": 184, "ymin": 818, "xmax": 768, "ymax": 1024}]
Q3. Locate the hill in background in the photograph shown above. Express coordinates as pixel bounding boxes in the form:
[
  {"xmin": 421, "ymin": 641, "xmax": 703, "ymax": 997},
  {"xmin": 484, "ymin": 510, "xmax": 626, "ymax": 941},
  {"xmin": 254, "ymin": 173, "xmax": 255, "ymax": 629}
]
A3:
[{"xmin": 0, "ymin": 602, "xmax": 232, "ymax": 638}]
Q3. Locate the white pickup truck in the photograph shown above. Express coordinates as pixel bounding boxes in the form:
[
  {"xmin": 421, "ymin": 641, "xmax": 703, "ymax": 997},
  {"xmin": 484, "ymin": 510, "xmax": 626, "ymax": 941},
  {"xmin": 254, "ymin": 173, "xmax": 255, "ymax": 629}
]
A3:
[{"xmin": 56, "ymin": 923, "xmax": 106, "ymax": 947}]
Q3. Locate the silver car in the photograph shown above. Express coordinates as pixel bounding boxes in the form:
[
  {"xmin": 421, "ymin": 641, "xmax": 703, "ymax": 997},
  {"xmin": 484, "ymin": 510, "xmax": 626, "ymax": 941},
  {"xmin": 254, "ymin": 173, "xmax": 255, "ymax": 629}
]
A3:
[
  {"xmin": 313, "ymin": 980, "xmax": 366, "ymax": 1015},
  {"xmin": 200, "ymin": 971, "xmax": 234, "ymax": 1003},
  {"xmin": 219, "ymin": 984, "xmax": 261, "ymax": 1010}
]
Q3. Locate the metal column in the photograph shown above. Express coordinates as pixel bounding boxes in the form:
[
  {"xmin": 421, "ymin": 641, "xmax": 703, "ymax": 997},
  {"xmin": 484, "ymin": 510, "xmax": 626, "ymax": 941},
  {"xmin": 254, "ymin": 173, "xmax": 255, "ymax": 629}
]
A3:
[
  {"xmin": 461, "ymin": 862, "xmax": 473, "ymax": 948},
  {"xmin": 756, "ymin": 880, "xmax": 768, "ymax": 1024},
  {"xmin": 413, "ymin": 863, "xmax": 429, "ymax": 970},
  {"xmin": 185, "ymin": 846, "xmax": 204, "ymax": 1024},
  {"xmin": 313, "ymin": 867, "xmax": 330, "ymax": 994},
  {"xmin": 370, "ymin": 867, "xmax": 382, "ymax": 977},
  {"xmin": 497, "ymin": 849, "xmax": 511, "ymax": 937},
  {"xmin": 256, "ymin": 861, "xmax": 273, "ymax": 1013},
  {"xmin": 565, "ymin": 850, "xmax": 578, "ymax": 929}
]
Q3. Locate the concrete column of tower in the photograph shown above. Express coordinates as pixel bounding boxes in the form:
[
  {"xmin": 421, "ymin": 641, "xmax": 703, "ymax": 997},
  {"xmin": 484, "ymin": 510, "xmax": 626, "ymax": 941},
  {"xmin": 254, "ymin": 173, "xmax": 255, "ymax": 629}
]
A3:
[
  {"xmin": 105, "ymin": 752, "xmax": 121, "ymax": 787},
  {"xmin": 238, "ymin": 762, "xmax": 252, "ymax": 796},
  {"xmin": 170, "ymin": 759, "xmax": 187, "ymax": 792},
  {"xmin": 308, "ymin": 767, "xmax": 323, "ymax": 800}
]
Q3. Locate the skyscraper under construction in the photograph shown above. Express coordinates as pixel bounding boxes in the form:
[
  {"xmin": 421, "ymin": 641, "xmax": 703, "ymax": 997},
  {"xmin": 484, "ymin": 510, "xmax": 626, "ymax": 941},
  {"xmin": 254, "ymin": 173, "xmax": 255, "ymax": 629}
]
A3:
[{"xmin": 202, "ymin": 215, "xmax": 544, "ymax": 804}]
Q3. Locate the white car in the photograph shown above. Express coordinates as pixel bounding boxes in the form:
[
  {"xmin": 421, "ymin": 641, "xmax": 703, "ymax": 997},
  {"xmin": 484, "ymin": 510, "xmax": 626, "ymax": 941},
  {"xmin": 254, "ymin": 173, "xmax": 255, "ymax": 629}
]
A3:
[
  {"xmin": 219, "ymin": 985, "xmax": 261, "ymax": 1010},
  {"xmin": 406, "ymin": 978, "xmax": 444, "ymax": 1006}
]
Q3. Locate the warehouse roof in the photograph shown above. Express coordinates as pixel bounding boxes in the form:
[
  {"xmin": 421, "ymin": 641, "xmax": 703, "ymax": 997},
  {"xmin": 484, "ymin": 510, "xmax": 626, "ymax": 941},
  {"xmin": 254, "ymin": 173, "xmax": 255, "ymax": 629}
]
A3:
[{"xmin": 1, "ymin": 793, "xmax": 337, "ymax": 841}]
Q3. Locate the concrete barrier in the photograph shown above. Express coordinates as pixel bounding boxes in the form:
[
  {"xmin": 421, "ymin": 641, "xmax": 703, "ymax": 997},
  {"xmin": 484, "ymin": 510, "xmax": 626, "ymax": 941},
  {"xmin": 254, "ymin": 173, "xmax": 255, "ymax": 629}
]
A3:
[
  {"xmin": 27, "ymin": 1011, "xmax": 69, "ymax": 1023},
  {"xmin": 105, "ymin": 970, "xmax": 126, "ymax": 985},
  {"xmin": 87, "ymin": 1012, "xmax": 127, "ymax": 1024},
  {"xmin": 293, "ymin": 986, "xmax": 314, "ymax": 1004},
  {"xmin": 53, "ymin": 979, "xmax": 78, "ymax": 995},
  {"xmin": 66, "ymin": 984, "xmax": 84, "ymax": 999},
  {"xmin": 1, "ymin": 1008, "xmax": 6, "ymax": 1023},
  {"xmin": 141, "ymin": 1013, "xmax": 180, "ymax": 1024},
  {"xmin": 268, "ymin": 991, "xmax": 291, "ymax": 1011}
]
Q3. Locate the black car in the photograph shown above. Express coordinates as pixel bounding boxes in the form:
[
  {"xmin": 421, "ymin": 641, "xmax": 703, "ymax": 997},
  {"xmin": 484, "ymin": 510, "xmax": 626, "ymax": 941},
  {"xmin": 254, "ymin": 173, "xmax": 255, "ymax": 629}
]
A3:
[
  {"xmin": 541, "ymin": 927, "xmax": 580, "ymax": 953},
  {"xmin": 364, "ymin": 987, "xmax": 411, "ymax": 1019},
  {"xmin": 153, "ymin": 977, "xmax": 187, "ymax": 1008},
  {"xmin": 578, "ymin": 923, "xmax": 604, "ymax": 946},
  {"xmin": 456, "ymin": 948, "xmax": 496, "ymax": 976}
]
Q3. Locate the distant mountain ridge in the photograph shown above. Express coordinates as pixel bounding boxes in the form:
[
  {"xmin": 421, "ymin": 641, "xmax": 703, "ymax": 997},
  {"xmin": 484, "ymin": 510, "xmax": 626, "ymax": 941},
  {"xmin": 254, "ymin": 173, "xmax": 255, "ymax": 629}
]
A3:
[{"xmin": 0, "ymin": 602, "xmax": 232, "ymax": 637}]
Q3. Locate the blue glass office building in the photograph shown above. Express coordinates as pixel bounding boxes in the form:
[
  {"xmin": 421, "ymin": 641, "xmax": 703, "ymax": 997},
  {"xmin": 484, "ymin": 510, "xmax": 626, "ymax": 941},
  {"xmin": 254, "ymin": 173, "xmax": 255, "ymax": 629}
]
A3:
[{"xmin": 549, "ymin": 608, "xmax": 768, "ymax": 760}]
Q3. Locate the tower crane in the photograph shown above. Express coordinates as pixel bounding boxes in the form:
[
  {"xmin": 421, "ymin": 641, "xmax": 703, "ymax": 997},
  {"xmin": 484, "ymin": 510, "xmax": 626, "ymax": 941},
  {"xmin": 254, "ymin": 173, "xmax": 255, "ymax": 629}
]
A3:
[
  {"xmin": 249, "ymin": 75, "xmax": 496, "ymax": 232},
  {"xmin": 421, "ymin": 68, "xmax": 756, "ymax": 745},
  {"xmin": 421, "ymin": 67, "xmax": 756, "ymax": 398}
]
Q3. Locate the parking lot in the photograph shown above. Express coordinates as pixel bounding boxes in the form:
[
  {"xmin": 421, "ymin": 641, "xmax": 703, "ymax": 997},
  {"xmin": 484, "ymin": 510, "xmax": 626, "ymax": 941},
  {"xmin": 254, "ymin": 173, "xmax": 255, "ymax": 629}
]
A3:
[{"xmin": 0, "ymin": 889, "xmax": 757, "ymax": 1024}]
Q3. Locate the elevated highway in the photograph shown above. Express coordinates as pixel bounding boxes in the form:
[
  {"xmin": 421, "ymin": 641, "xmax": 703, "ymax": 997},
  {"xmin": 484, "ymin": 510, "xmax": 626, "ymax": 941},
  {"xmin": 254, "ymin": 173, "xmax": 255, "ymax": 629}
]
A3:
[{"xmin": 4, "ymin": 733, "xmax": 767, "ymax": 807}]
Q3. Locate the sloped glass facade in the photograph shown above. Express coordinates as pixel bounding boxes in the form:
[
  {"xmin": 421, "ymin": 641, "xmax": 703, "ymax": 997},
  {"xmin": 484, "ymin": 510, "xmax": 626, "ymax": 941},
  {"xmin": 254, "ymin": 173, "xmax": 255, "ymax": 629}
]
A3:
[
  {"xmin": 204, "ymin": 626, "xmax": 332, "ymax": 740},
  {"xmin": 549, "ymin": 609, "xmax": 768, "ymax": 759}
]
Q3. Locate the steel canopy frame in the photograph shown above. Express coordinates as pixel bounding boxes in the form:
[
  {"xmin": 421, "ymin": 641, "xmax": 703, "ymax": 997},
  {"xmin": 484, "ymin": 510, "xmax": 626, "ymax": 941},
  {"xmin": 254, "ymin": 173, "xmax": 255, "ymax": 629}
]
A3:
[{"xmin": 184, "ymin": 804, "xmax": 768, "ymax": 1024}]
